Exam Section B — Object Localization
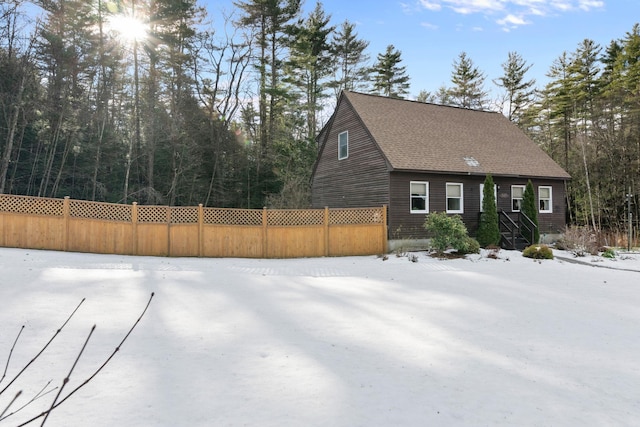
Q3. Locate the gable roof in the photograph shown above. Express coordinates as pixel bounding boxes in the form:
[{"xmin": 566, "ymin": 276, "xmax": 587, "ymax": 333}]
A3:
[{"xmin": 340, "ymin": 91, "xmax": 570, "ymax": 179}]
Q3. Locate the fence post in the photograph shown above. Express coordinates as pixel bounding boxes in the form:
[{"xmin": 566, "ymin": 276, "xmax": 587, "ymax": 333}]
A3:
[
  {"xmin": 166, "ymin": 207, "xmax": 171, "ymax": 257},
  {"xmin": 63, "ymin": 196, "xmax": 70, "ymax": 251},
  {"xmin": 262, "ymin": 207, "xmax": 268, "ymax": 258},
  {"xmin": 324, "ymin": 207, "xmax": 330, "ymax": 256},
  {"xmin": 382, "ymin": 205, "xmax": 388, "ymax": 253},
  {"xmin": 198, "ymin": 204, "xmax": 204, "ymax": 257},
  {"xmin": 132, "ymin": 202, "xmax": 138, "ymax": 255}
]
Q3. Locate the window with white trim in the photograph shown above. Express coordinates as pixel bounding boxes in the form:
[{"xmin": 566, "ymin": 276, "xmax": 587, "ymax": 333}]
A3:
[
  {"xmin": 511, "ymin": 185, "xmax": 525, "ymax": 212},
  {"xmin": 539, "ymin": 186, "xmax": 552, "ymax": 213},
  {"xmin": 446, "ymin": 183, "xmax": 463, "ymax": 213},
  {"xmin": 338, "ymin": 131, "xmax": 348, "ymax": 160},
  {"xmin": 410, "ymin": 181, "xmax": 429, "ymax": 213}
]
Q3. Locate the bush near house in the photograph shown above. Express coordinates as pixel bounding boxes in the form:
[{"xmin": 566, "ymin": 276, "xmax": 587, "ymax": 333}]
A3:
[
  {"xmin": 522, "ymin": 180, "xmax": 540, "ymax": 244},
  {"xmin": 477, "ymin": 174, "xmax": 501, "ymax": 247},
  {"xmin": 522, "ymin": 244, "xmax": 554, "ymax": 259},
  {"xmin": 424, "ymin": 212, "xmax": 480, "ymax": 255}
]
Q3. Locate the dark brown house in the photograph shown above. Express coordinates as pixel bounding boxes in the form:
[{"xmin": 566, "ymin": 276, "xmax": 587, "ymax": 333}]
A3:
[{"xmin": 311, "ymin": 91, "xmax": 571, "ymax": 246}]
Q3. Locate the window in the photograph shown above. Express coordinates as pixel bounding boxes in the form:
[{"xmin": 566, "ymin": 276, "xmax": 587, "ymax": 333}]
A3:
[
  {"xmin": 410, "ymin": 181, "xmax": 429, "ymax": 213},
  {"xmin": 480, "ymin": 184, "xmax": 497, "ymax": 212},
  {"xmin": 511, "ymin": 185, "xmax": 525, "ymax": 211},
  {"xmin": 446, "ymin": 183, "xmax": 463, "ymax": 213},
  {"xmin": 539, "ymin": 186, "xmax": 552, "ymax": 213},
  {"xmin": 338, "ymin": 131, "xmax": 348, "ymax": 160}
]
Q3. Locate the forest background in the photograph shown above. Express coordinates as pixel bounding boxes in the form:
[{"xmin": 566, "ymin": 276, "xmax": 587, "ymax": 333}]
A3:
[{"xmin": 1, "ymin": 0, "xmax": 639, "ymax": 233}]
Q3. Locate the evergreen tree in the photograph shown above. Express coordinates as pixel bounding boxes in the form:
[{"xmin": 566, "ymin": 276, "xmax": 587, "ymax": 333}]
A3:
[
  {"xmin": 449, "ymin": 51, "xmax": 488, "ymax": 109},
  {"xmin": 522, "ymin": 180, "xmax": 539, "ymax": 243},
  {"xmin": 539, "ymin": 52, "xmax": 574, "ymax": 171},
  {"xmin": 370, "ymin": 44, "xmax": 409, "ymax": 98},
  {"xmin": 568, "ymin": 39, "xmax": 602, "ymax": 230},
  {"xmin": 234, "ymin": 0, "xmax": 301, "ymax": 155},
  {"xmin": 285, "ymin": 1, "xmax": 334, "ymax": 141},
  {"xmin": 477, "ymin": 174, "xmax": 501, "ymax": 247},
  {"xmin": 328, "ymin": 20, "xmax": 370, "ymax": 99},
  {"xmin": 494, "ymin": 51, "xmax": 536, "ymax": 123},
  {"xmin": 234, "ymin": 0, "xmax": 301, "ymax": 207},
  {"xmin": 415, "ymin": 86, "xmax": 453, "ymax": 105}
]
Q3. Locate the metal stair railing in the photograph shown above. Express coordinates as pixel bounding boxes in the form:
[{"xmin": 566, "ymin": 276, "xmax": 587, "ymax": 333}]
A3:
[{"xmin": 498, "ymin": 210, "xmax": 518, "ymax": 249}]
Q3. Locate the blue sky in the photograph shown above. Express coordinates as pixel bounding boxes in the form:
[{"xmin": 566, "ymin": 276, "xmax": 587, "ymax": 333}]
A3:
[{"xmin": 205, "ymin": 0, "xmax": 640, "ymax": 99}]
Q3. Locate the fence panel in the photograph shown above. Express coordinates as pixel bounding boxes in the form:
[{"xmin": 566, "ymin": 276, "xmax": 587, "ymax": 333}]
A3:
[
  {"xmin": 202, "ymin": 225, "xmax": 264, "ymax": 258},
  {"xmin": 168, "ymin": 207, "xmax": 200, "ymax": 257},
  {"xmin": 67, "ymin": 200, "xmax": 134, "ymax": 254},
  {"xmin": 267, "ymin": 226, "xmax": 326, "ymax": 258},
  {"xmin": 328, "ymin": 208, "xmax": 387, "ymax": 256},
  {"xmin": 136, "ymin": 206, "xmax": 170, "ymax": 256},
  {"xmin": 0, "ymin": 195, "xmax": 387, "ymax": 258},
  {"xmin": 0, "ymin": 195, "xmax": 65, "ymax": 250},
  {"xmin": 266, "ymin": 209, "xmax": 326, "ymax": 258}
]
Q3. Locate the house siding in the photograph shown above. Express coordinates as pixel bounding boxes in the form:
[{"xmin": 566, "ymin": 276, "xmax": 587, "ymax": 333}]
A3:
[
  {"xmin": 311, "ymin": 100, "xmax": 390, "ymax": 209},
  {"xmin": 389, "ymin": 172, "xmax": 567, "ymax": 240}
]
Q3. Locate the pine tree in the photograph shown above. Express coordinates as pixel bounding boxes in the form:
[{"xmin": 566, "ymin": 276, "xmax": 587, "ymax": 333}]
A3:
[
  {"xmin": 329, "ymin": 20, "xmax": 370, "ymax": 99},
  {"xmin": 285, "ymin": 1, "xmax": 334, "ymax": 141},
  {"xmin": 540, "ymin": 52, "xmax": 574, "ymax": 172},
  {"xmin": 477, "ymin": 174, "xmax": 501, "ymax": 247},
  {"xmin": 370, "ymin": 44, "xmax": 410, "ymax": 99},
  {"xmin": 449, "ymin": 51, "xmax": 488, "ymax": 109},
  {"xmin": 234, "ymin": 0, "xmax": 301, "ymax": 155},
  {"xmin": 234, "ymin": 0, "xmax": 302, "ymax": 207},
  {"xmin": 494, "ymin": 51, "xmax": 536, "ymax": 123},
  {"xmin": 522, "ymin": 180, "xmax": 539, "ymax": 243}
]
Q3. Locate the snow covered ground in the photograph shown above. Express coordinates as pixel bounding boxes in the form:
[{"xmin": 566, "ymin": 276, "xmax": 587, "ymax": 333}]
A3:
[{"xmin": 1, "ymin": 247, "xmax": 639, "ymax": 427}]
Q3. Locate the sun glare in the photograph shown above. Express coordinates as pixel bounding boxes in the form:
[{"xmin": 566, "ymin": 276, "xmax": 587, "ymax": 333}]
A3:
[{"xmin": 107, "ymin": 14, "xmax": 148, "ymax": 43}]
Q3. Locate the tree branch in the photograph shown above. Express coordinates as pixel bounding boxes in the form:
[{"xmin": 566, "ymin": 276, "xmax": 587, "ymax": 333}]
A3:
[
  {"xmin": 0, "ymin": 299, "xmax": 85, "ymax": 397},
  {"xmin": 14, "ymin": 292, "xmax": 154, "ymax": 427}
]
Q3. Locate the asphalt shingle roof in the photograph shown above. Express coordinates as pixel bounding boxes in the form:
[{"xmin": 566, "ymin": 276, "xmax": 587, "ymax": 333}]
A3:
[{"xmin": 343, "ymin": 91, "xmax": 570, "ymax": 179}]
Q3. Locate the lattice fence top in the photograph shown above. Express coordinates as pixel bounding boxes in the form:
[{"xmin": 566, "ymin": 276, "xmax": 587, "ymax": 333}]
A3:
[
  {"xmin": 330, "ymin": 207, "xmax": 385, "ymax": 225},
  {"xmin": 204, "ymin": 208, "xmax": 262, "ymax": 226},
  {"xmin": 170, "ymin": 207, "xmax": 199, "ymax": 224},
  {"xmin": 0, "ymin": 195, "xmax": 64, "ymax": 216},
  {"xmin": 0, "ymin": 195, "xmax": 386, "ymax": 227},
  {"xmin": 137, "ymin": 206, "xmax": 169, "ymax": 223},
  {"xmin": 268, "ymin": 209, "xmax": 324, "ymax": 226},
  {"xmin": 70, "ymin": 200, "xmax": 132, "ymax": 222}
]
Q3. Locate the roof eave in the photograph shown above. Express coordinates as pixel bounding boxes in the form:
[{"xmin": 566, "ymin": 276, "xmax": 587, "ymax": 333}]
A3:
[{"xmin": 390, "ymin": 168, "xmax": 571, "ymax": 180}]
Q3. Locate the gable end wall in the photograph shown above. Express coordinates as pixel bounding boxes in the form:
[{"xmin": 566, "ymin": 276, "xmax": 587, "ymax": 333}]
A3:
[{"xmin": 311, "ymin": 100, "xmax": 390, "ymax": 209}]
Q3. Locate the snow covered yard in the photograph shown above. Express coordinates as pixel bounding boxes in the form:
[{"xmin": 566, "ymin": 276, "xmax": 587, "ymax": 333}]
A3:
[{"xmin": 1, "ymin": 247, "xmax": 639, "ymax": 426}]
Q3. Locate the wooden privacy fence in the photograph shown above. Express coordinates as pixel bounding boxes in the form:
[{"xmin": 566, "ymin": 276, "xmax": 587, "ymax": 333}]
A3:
[{"xmin": 0, "ymin": 194, "xmax": 387, "ymax": 258}]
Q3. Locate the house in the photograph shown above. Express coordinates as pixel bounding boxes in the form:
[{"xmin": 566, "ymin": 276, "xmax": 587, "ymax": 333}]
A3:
[{"xmin": 311, "ymin": 91, "xmax": 571, "ymax": 249}]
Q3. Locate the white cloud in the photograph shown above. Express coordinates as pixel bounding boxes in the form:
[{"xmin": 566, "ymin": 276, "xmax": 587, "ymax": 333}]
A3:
[
  {"xmin": 419, "ymin": 0, "xmax": 443, "ymax": 11},
  {"xmin": 551, "ymin": 1, "xmax": 573, "ymax": 11},
  {"xmin": 420, "ymin": 21, "xmax": 440, "ymax": 29},
  {"xmin": 497, "ymin": 13, "xmax": 530, "ymax": 26},
  {"xmin": 445, "ymin": 0, "xmax": 506, "ymax": 14},
  {"xmin": 578, "ymin": 0, "xmax": 604, "ymax": 11},
  {"xmin": 415, "ymin": 0, "xmax": 605, "ymax": 30}
]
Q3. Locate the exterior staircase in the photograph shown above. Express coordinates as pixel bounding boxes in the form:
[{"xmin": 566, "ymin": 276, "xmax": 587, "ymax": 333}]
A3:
[{"xmin": 498, "ymin": 210, "xmax": 537, "ymax": 250}]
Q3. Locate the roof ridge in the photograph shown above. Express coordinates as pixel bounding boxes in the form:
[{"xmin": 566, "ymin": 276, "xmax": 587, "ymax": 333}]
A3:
[{"xmin": 344, "ymin": 90, "xmax": 499, "ymax": 115}]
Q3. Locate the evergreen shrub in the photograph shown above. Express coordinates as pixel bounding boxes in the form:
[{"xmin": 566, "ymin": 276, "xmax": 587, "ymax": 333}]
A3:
[
  {"xmin": 522, "ymin": 244, "xmax": 554, "ymax": 259},
  {"xmin": 522, "ymin": 180, "xmax": 540, "ymax": 244},
  {"xmin": 477, "ymin": 174, "xmax": 501, "ymax": 247},
  {"xmin": 602, "ymin": 248, "xmax": 616, "ymax": 259}
]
